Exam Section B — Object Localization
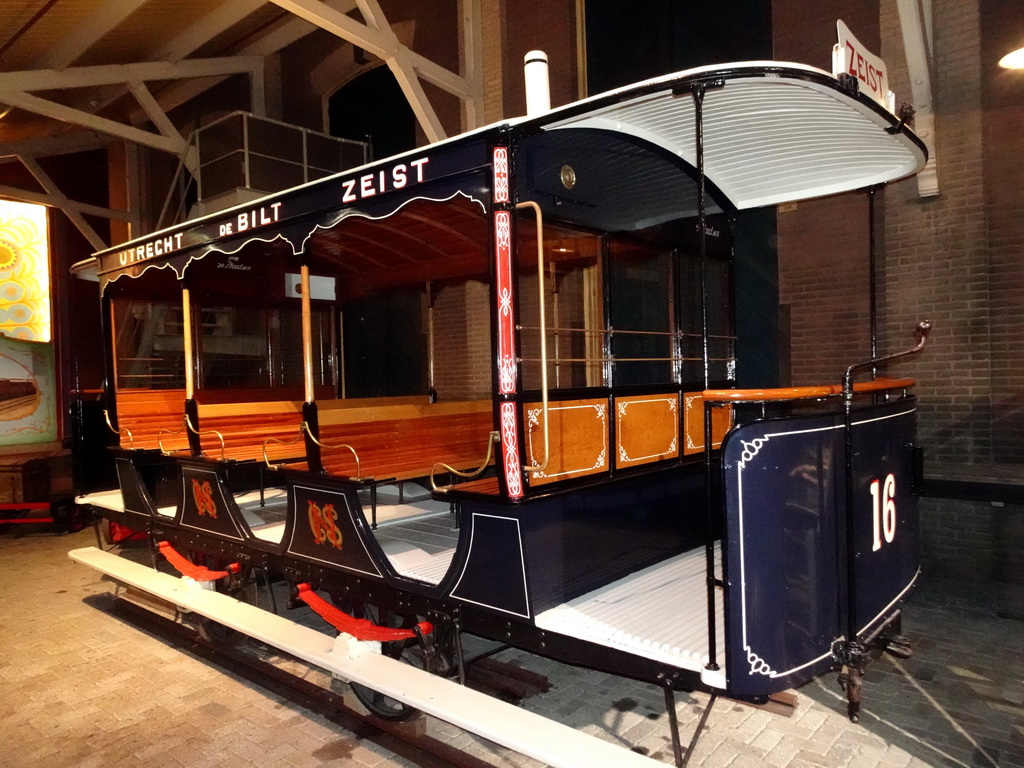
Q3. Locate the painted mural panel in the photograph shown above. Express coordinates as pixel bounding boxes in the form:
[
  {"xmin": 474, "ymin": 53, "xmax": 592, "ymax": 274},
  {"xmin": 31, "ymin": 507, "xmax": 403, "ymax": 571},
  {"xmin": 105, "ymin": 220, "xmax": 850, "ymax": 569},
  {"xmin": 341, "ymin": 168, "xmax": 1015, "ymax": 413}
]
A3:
[
  {"xmin": 0, "ymin": 200, "xmax": 50, "ymax": 342},
  {"xmin": 0, "ymin": 335, "xmax": 56, "ymax": 445}
]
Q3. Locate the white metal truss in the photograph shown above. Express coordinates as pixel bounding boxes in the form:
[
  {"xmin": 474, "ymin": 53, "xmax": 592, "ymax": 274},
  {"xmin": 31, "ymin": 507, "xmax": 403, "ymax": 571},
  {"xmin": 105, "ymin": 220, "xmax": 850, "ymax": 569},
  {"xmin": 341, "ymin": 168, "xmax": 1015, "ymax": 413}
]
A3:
[
  {"xmin": 0, "ymin": 154, "xmax": 136, "ymax": 251},
  {"xmin": 266, "ymin": 0, "xmax": 483, "ymax": 142},
  {"xmin": 128, "ymin": 0, "xmax": 357, "ymax": 121},
  {"xmin": 0, "ymin": 132, "xmax": 108, "ymax": 160},
  {"xmin": 0, "ymin": 0, "xmax": 484, "ymax": 242},
  {"xmin": 81, "ymin": 0, "xmax": 275, "ymax": 127},
  {"xmin": 896, "ymin": 0, "xmax": 938, "ymax": 197},
  {"xmin": 0, "ymin": 57, "xmax": 264, "ymax": 163}
]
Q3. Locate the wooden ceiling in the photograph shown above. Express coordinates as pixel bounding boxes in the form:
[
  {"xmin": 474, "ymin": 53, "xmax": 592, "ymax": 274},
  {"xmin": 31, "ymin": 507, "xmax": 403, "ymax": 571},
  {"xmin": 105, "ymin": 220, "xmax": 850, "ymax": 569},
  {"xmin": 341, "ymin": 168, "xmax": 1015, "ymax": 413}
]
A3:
[{"xmin": 308, "ymin": 194, "xmax": 489, "ymax": 296}]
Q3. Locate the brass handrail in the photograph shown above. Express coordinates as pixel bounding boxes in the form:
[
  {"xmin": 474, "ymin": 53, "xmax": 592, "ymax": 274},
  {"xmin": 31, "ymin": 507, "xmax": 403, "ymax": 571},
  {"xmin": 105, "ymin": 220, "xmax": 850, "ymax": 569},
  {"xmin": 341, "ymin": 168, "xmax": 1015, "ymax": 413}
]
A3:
[
  {"xmin": 517, "ymin": 200, "xmax": 549, "ymax": 473},
  {"xmin": 185, "ymin": 413, "xmax": 226, "ymax": 461},
  {"xmin": 702, "ymin": 377, "xmax": 917, "ymax": 403},
  {"xmin": 517, "ymin": 324, "xmax": 736, "ymax": 340},
  {"xmin": 301, "ymin": 421, "xmax": 362, "ymax": 479},
  {"xmin": 518, "ymin": 355, "xmax": 733, "ymax": 364},
  {"xmin": 431, "ymin": 431, "xmax": 499, "ymax": 492},
  {"xmin": 157, "ymin": 424, "xmax": 187, "ymax": 455},
  {"xmin": 103, "ymin": 409, "xmax": 134, "ymax": 449},
  {"xmin": 262, "ymin": 431, "xmax": 303, "ymax": 470}
]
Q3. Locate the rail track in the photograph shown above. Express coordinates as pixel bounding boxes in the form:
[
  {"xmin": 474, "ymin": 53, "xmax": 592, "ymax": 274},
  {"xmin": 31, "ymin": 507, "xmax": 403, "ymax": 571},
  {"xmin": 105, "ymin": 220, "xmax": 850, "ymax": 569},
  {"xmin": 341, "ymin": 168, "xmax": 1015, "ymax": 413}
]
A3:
[{"xmin": 102, "ymin": 586, "xmax": 548, "ymax": 768}]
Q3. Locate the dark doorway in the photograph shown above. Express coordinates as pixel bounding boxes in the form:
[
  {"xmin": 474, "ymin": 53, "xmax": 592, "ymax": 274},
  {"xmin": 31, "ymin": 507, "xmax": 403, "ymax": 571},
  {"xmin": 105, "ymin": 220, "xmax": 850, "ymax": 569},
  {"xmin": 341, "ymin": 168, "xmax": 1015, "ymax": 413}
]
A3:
[{"xmin": 328, "ymin": 66, "xmax": 417, "ymax": 161}]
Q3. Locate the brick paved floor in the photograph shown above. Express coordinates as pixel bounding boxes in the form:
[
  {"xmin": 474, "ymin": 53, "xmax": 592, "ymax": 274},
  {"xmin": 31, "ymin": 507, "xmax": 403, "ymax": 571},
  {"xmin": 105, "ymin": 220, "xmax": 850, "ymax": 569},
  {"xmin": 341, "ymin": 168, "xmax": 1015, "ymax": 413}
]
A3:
[{"xmin": 0, "ymin": 527, "xmax": 1021, "ymax": 767}]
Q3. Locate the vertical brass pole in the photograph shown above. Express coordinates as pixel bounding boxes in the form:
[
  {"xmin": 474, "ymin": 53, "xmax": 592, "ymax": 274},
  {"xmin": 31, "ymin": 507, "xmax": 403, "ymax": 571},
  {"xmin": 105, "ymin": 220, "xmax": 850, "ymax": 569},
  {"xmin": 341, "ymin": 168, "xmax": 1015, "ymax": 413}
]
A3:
[
  {"xmin": 338, "ymin": 310, "xmax": 346, "ymax": 399},
  {"xmin": 426, "ymin": 281, "xmax": 435, "ymax": 395},
  {"xmin": 182, "ymin": 287, "xmax": 195, "ymax": 400},
  {"xmin": 301, "ymin": 265, "xmax": 315, "ymax": 403}
]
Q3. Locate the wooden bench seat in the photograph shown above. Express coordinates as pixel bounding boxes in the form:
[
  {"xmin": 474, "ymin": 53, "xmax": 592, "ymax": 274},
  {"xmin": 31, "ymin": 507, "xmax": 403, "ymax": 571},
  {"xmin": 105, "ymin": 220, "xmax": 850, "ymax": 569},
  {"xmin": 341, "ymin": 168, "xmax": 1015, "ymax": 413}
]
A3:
[
  {"xmin": 439, "ymin": 476, "xmax": 501, "ymax": 496},
  {"xmin": 196, "ymin": 400, "xmax": 306, "ymax": 463},
  {"xmin": 115, "ymin": 392, "xmax": 494, "ymax": 483},
  {"xmin": 194, "ymin": 395, "xmax": 436, "ymax": 464},
  {"xmin": 114, "ymin": 389, "xmax": 190, "ymax": 452},
  {"xmin": 298, "ymin": 400, "xmax": 495, "ymax": 483}
]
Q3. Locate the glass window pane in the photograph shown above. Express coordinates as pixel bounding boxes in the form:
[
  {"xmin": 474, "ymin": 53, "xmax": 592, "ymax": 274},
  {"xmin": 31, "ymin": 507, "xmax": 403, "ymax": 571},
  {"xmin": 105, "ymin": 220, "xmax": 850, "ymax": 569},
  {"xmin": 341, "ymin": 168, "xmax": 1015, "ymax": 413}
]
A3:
[
  {"xmin": 113, "ymin": 301, "xmax": 185, "ymax": 390},
  {"xmin": 608, "ymin": 241, "xmax": 673, "ymax": 386},
  {"xmin": 343, "ymin": 289, "xmax": 425, "ymax": 398},
  {"xmin": 679, "ymin": 257, "xmax": 735, "ymax": 384},
  {"xmin": 278, "ymin": 306, "xmax": 334, "ymax": 388},
  {"xmin": 199, "ymin": 306, "xmax": 269, "ymax": 388},
  {"xmin": 518, "ymin": 223, "xmax": 603, "ymax": 391}
]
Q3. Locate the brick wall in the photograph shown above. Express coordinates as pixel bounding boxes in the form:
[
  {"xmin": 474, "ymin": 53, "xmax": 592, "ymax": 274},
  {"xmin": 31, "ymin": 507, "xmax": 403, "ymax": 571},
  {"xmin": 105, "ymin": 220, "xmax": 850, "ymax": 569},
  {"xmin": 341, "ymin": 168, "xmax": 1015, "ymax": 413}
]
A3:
[
  {"xmin": 880, "ymin": 0, "xmax": 991, "ymax": 464},
  {"xmin": 880, "ymin": 0, "xmax": 1024, "ymax": 608},
  {"xmin": 921, "ymin": 498, "xmax": 996, "ymax": 583},
  {"xmin": 776, "ymin": 0, "xmax": 1024, "ymax": 605},
  {"xmin": 432, "ymin": 280, "xmax": 492, "ymax": 400},
  {"xmin": 480, "ymin": 0, "xmax": 507, "ymax": 123},
  {"xmin": 776, "ymin": 197, "xmax": 874, "ymax": 385},
  {"xmin": 774, "ymin": 2, "xmax": 880, "ymax": 385},
  {"xmin": 980, "ymin": 0, "xmax": 1024, "ymax": 464}
]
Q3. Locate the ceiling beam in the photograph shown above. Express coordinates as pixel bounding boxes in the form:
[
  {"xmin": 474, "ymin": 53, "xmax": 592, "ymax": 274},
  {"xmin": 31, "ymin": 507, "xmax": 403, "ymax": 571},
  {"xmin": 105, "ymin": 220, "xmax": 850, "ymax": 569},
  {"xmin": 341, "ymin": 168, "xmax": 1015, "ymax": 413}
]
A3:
[
  {"xmin": 0, "ymin": 131, "xmax": 108, "ymax": 161},
  {"xmin": 0, "ymin": 91, "xmax": 185, "ymax": 156},
  {"xmin": 458, "ymin": 0, "xmax": 484, "ymax": 130},
  {"xmin": 35, "ymin": 0, "xmax": 149, "ymax": 70},
  {"xmin": 15, "ymin": 155, "xmax": 116, "ymax": 250},
  {"xmin": 266, "ymin": 0, "xmax": 448, "ymax": 142},
  {"xmin": 126, "ymin": 81, "xmax": 199, "ymax": 173},
  {"xmin": 126, "ymin": 81, "xmax": 186, "ymax": 145},
  {"xmin": 0, "ymin": 56, "xmax": 264, "ymax": 91},
  {"xmin": 267, "ymin": 0, "xmax": 390, "ymax": 58},
  {"xmin": 0, "ymin": 183, "xmax": 134, "ymax": 221},
  {"xmin": 130, "ymin": 0, "xmax": 358, "ymax": 121},
  {"xmin": 78, "ymin": 0, "xmax": 274, "ymax": 129}
]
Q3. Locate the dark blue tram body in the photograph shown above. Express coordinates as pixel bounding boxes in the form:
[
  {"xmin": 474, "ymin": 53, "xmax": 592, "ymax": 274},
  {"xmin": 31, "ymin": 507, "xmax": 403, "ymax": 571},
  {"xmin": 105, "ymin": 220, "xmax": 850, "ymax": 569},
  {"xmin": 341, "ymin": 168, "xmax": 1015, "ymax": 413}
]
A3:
[{"xmin": 82, "ymin": 62, "xmax": 928, "ymax": 713}]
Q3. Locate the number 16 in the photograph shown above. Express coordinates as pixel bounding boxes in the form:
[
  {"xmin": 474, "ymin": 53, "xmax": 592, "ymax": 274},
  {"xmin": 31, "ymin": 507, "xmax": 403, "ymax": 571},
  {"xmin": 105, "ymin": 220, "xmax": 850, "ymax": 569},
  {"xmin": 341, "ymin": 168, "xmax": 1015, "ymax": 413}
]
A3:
[{"xmin": 870, "ymin": 473, "xmax": 897, "ymax": 551}]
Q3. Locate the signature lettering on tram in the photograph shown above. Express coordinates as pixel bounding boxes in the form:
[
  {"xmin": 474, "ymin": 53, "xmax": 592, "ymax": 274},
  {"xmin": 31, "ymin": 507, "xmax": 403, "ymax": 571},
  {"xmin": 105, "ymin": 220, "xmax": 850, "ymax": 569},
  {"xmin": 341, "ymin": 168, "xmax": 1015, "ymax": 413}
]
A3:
[
  {"xmin": 191, "ymin": 479, "xmax": 218, "ymax": 519},
  {"xmin": 308, "ymin": 500, "xmax": 343, "ymax": 549}
]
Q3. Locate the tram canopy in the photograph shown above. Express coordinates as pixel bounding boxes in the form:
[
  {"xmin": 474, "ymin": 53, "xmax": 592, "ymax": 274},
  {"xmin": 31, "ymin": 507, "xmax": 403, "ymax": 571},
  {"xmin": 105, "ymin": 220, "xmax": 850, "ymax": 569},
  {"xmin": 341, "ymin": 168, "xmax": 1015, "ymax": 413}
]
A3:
[
  {"xmin": 89, "ymin": 61, "xmax": 926, "ymax": 287},
  {"xmin": 535, "ymin": 61, "xmax": 927, "ymax": 211}
]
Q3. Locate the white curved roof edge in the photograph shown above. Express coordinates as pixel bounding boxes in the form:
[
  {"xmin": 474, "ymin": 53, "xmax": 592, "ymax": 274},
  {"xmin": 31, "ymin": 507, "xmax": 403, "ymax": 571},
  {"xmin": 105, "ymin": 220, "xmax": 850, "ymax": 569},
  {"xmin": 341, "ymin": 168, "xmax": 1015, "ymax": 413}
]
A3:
[
  {"xmin": 536, "ymin": 61, "xmax": 927, "ymax": 210},
  {"xmin": 70, "ymin": 257, "xmax": 99, "ymax": 281},
  {"xmin": 93, "ymin": 61, "xmax": 924, "ymax": 258}
]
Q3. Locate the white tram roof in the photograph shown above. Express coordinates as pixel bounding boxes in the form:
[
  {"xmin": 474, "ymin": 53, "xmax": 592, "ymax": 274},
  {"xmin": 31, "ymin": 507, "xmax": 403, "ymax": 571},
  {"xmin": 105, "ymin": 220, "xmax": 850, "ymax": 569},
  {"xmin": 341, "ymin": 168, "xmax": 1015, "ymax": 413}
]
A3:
[
  {"xmin": 89, "ymin": 61, "xmax": 925, "ymax": 270},
  {"xmin": 526, "ymin": 60, "xmax": 926, "ymax": 210}
]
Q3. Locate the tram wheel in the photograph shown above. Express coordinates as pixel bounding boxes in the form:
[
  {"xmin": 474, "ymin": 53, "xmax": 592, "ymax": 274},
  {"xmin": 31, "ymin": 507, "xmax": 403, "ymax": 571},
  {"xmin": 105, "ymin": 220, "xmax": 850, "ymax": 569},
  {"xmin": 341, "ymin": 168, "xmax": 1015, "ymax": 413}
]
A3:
[
  {"xmin": 196, "ymin": 561, "xmax": 256, "ymax": 646},
  {"xmin": 345, "ymin": 603, "xmax": 442, "ymax": 722}
]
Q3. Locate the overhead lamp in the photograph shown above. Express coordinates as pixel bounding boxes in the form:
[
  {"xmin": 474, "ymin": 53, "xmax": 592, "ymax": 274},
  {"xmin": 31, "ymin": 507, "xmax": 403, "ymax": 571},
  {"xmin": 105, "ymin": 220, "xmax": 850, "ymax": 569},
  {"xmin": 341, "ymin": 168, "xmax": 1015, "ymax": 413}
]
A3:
[{"xmin": 999, "ymin": 46, "xmax": 1024, "ymax": 69}]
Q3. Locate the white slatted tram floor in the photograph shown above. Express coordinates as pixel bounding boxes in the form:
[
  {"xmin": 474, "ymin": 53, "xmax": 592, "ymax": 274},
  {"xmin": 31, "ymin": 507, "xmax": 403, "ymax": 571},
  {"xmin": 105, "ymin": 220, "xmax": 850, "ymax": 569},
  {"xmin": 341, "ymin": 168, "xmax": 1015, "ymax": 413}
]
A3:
[
  {"xmin": 534, "ymin": 544, "xmax": 726, "ymax": 675},
  {"xmin": 373, "ymin": 502, "xmax": 459, "ymax": 585}
]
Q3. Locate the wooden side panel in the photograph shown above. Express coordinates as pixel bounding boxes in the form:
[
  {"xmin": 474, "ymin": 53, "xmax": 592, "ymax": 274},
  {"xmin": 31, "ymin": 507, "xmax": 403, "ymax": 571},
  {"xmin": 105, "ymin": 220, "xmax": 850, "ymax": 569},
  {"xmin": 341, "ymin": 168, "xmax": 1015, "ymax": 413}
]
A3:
[
  {"xmin": 682, "ymin": 393, "xmax": 733, "ymax": 455},
  {"xmin": 523, "ymin": 398, "xmax": 608, "ymax": 487},
  {"xmin": 615, "ymin": 394, "xmax": 679, "ymax": 468}
]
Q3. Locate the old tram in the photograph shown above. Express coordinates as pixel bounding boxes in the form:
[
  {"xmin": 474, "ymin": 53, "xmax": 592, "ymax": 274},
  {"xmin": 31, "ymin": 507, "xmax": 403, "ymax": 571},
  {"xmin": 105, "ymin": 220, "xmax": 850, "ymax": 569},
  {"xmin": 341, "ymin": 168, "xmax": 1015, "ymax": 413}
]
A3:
[{"xmin": 73, "ymin": 60, "xmax": 929, "ymax": 766}]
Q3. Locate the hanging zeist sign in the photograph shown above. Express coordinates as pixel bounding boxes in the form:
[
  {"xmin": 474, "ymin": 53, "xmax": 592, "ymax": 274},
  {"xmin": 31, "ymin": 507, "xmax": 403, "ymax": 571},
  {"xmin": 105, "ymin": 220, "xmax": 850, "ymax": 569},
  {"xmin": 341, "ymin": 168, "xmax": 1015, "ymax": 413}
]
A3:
[{"xmin": 833, "ymin": 19, "xmax": 894, "ymax": 112}]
